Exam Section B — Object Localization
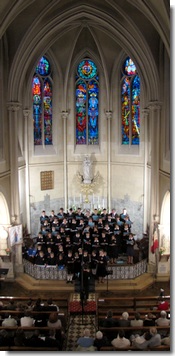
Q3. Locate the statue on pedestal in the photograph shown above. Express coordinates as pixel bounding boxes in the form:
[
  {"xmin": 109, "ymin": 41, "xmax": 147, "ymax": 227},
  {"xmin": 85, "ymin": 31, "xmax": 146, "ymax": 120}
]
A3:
[{"xmin": 83, "ymin": 156, "xmax": 92, "ymax": 184}]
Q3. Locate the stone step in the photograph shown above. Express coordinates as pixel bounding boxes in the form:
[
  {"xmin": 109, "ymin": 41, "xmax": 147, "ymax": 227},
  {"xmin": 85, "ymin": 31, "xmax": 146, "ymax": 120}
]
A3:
[{"xmin": 15, "ymin": 272, "xmax": 154, "ymax": 293}]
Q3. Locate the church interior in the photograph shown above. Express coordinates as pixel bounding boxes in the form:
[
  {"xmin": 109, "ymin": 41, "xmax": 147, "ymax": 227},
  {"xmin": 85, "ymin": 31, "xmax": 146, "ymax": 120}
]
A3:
[{"xmin": 0, "ymin": 0, "xmax": 170, "ymax": 351}]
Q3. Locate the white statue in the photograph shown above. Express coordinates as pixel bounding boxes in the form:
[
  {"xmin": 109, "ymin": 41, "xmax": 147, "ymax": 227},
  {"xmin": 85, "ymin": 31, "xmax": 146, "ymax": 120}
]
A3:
[{"xmin": 83, "ymin": 156, "xmax": 92, "ymax": 183}]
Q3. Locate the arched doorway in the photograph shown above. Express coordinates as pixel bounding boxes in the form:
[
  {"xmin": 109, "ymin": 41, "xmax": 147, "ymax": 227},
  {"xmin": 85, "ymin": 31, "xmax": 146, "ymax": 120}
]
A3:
[
  {"xmin": 159, "ymin": 191, "xmax": 170, "ymax": 254},
  {"xmin": 0, "ymin": 192, "xmax": 10, "ymax": 225}
]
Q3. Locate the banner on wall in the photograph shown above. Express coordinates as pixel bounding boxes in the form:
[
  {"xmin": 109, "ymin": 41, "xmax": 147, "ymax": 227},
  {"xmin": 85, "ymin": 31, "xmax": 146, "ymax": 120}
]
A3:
[{"xmin": 8, "ymin": 225, "xmax": 23, "ymax": 246}]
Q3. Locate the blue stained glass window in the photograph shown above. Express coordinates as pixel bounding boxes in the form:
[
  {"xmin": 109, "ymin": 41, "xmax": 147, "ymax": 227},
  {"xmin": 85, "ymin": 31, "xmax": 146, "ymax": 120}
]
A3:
[
  {"xmin": 76, "ymin": 59, "xmax": 99, "ymax": 145},
  {"xmin": 33, "ymin": 57, "xmax": 53, "ymax": 145},
  {"xmin": 121, "ymin": 57, "xmax": 140, "ymax": 145}
]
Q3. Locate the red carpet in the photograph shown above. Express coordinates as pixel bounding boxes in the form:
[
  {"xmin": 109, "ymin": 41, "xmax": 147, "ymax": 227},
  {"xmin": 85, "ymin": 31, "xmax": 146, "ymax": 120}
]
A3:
[{"xmin": 69, "ymin": 301, "xmax": 96, "ymax": 314}]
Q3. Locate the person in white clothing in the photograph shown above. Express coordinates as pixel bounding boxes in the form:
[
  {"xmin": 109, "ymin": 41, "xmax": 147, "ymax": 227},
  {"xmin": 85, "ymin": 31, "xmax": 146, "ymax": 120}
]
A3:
[
  {"xmin": 111, "ymin": 329, "xmax": 130, "ymax": 349},
  {"xmin": 155, "ymin": 310, "xmax": 170, "ymax": 326}
]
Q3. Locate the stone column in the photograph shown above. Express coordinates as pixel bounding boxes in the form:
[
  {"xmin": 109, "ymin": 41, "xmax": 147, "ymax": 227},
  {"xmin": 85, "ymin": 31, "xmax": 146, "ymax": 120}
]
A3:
[
  {"xmin": 7, "ymin": 102, "xmax": 21, "ymax": 224},
  {"xmin": 23, "ymin": 109, "xmax": 31, "ymax": 233},
  {"xmin": 61, "ymin": 111, "xmax": 69, "ymax": 212},
  {"xmin": 142, "ymin": 109, "xmax": 149, "ymax": 233},
  {"xmin": 106, "ymin": 111, "xmax": 112, "ymax": 211},
  {"xmin": 148, "ymin": 101, "xmax": 161, "ymax": 267}
]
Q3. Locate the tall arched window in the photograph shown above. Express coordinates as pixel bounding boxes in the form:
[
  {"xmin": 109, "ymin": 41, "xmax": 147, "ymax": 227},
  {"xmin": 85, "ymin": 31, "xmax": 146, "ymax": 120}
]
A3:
[
  {"xmin": 121, "ymin": 57, "xmax": 140, "ymax": 145},
  {"xmin": 32, "ymin": 56, "xmax": 53, "ymax": 145},
  {"xmin": 75, "ymin": 59, "xmax": 99, "ymax": 145}
]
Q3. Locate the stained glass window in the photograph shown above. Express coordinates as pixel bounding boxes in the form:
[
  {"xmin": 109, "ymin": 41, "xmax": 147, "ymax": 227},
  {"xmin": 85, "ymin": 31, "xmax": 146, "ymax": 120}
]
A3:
[
  {"xmin": 32, "ymin": 56, "xmax": 53, "ymax": 145},
  {"xmin": 76, "ymin": 59, "xmax": 99, "ymax": 145},
  {"xmin": 121, "ymin": 57, "xmax": 140, "ymax": 145}
]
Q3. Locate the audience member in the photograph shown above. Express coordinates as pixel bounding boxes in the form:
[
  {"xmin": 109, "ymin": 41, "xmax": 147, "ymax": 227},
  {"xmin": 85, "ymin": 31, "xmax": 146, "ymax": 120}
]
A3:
[
  {"xmin": 47, "ymin": 312, "xmax": 62, "ymax": 329},
  {"xmin": 155, "ymin": 310, "xmax": 170, "ymax": 326},
  {"xmin": 76, "ymin": 328, "xmax": 95, "ymax": 351},
  {"xmin": 93, "ymin": 330, "xmax": 108, "ymax": 351},
  {"xmin": 132, "ymin": 327, "xmax": 161, "ymax": 350},
  {"xmin": 130, "ymin": 312, "xmax": 143, "ymax": 327},
  {"xmin": 101, "ymin": 310, "xmax": 117, "ymax": 327},
  {"xmin": 111, "ymin": 329, "xmax": 130, "ymax": 349},
  {"xmin": 143, "ymin": 312, "xmax": 156, "ymax": 326},
  {"xmin": 118, "ymin": 312, "xmax": 130, "ymax": 327}
]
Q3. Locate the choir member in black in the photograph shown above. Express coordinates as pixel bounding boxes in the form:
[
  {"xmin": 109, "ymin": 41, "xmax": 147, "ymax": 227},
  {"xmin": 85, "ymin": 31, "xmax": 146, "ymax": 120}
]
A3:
[
  {"xmin": 97, "ymin": 217, "xmax": 104, "ymax": 231},
  {"xmin": 60, "ymin": 217, "xmax": 70, "ymax": 231},
  {"xmin": 108, "ymin": 234, "xmax": 118, "ymax": 264},
  {"xmin": 45, "ymin": 232, "xmax": 55, "ymax": 249},
  {"xmin": 99, "ymin": 231, "xmax": 108, "ymax": 252},
  {"xmin": 96, "ymin": 249, "xmax": 107, "ymax": 283},
  {"xmin": 120, "ymin": 208, "xmax": 129, "ymax": 223},
  {"xmin": 75, "ymin": 207, "xmax": 84, "ymax": 222},
  {"xmin": 35, "ymin": 244, "xmax": 44, "ymax": 258},
  {"xmin": 42, "ymin": 219, "xmax": 50, "ymax": 231},
  {"xmin": 45, "ymin": 246, "xmax": 52, "ymax": 260},
  {"xmin": 52, "ymin": 217, "xmax": 60, "ymax": 230},
  {"xmin": 66, "ymin": 250, "xmax": 74, "ymax": 283},
  {"xmin": 51, "ymin": 226, "xmax": 58, "ymax": 238},
  {"xmin": 78, "ymin": 218, "xmax": 85, "ymax": 231},
  {"xmin": 73, "ymin": 251, "xmax": 81, "ymax": 278},
  {"xmin": 49, "ymin": 210, "xmax": 57, "ymax": 224},
  {"xmin": 54, "ymin": 233, "xmax": 63, "ymax": 254},
  {"xmin": 82, "ymin": 250, "xmax": 89, "ymax": 265},
  {"xmin": 78, "ymin": 247, "xmax": 83, "ymax": 262},
  {"xmin": 83, "ymin": 231, "xmax": 92, "ymax": 255},
  {"xmin": 70, "ymin": 217, "xmax": 78, "ymax": 232},
  {"xmin": 126, "ymin": 233, "xmax": 135, "ymax": 264},
  {"xmin": 40, "ymin": 210, "xmax": 49, "ymax": 224},
  {"xmin": 101, "ymin": 208, "xmax": 108, "ymax": 222},
  {"xmin": 57, "ymin": 207, "xmax": 65, "ymax": 220},
  {"xmin": 72, "ymin": 231, "xmax": 82, "ymax": 253},
  {"xmin": 57, "ymin": 253, "xmax": 65, "ymax": 270},
  {"xmin": 37, "ymin": 232, "xmax": 46, "ymax": 246},
  {"xmin": 35, "ymin": 250, "xmax": 46, "ymax": 266},
  {"xmin": 92, "ymin": 208, "xmax": 99, "ymax": 222},
  {"xmin": 122, "ymin": 223, "xmax": 130, "ymax": 253},
  {"xmin": 64, "ymin": 235, "xmax": 72, "ymax": 255},
  {"xmin": 87, "ymin": 216, "xmax": 95, "ymax": 228},
  {"xmin": 92, "ymin": 235, "xmax": 100, "ymax": 255},
  {"xmin": 113, "ymin": 224, "xmax": 122, "ymax": 254},
  {"xmin": 41, "ymin": 225, "xmax": 49, "ymax": 238},
  {"xmin": 46, "ymin": 251, "xmax": 57, "ymax": 266},
  {"xmin": 116, "ymin": 216, "xmax": 124, "ymax": 229},
  {"xmin": 110, "ymin": 208, "xmax": 118, "ymax": 220},
  {"xmin": 90, "ymin": 250, "xmax": 98, "ymax": 277}
]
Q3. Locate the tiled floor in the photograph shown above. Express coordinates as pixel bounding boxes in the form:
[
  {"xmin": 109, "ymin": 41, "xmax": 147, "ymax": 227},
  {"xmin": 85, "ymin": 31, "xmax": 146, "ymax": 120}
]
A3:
[{"xmin": 65, "ymin": 293, "xmax": 97, "ymax": 351}]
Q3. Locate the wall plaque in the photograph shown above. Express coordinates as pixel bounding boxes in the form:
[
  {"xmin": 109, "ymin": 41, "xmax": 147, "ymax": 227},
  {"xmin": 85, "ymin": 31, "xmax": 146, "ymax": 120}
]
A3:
[{"xmin": 40, "ymin": 171, "xmax": 54, "ymax": 190}]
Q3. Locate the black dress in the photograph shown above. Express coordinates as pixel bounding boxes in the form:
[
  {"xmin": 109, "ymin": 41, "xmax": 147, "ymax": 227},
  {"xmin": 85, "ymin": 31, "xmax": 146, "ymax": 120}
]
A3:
[
  {"xmin": 96, "ymin": 255, "xmax": 107, "ymax": 278},
  {"xmin": 126, "ymin": 237, "xmax": 135, "ymax": 256}
]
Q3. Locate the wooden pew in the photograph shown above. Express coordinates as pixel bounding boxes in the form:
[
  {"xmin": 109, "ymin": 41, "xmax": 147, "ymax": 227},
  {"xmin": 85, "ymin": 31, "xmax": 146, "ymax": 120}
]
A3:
[{"xmin": 100, "ymin": 345, "xmax": 170, "ymax": 351}]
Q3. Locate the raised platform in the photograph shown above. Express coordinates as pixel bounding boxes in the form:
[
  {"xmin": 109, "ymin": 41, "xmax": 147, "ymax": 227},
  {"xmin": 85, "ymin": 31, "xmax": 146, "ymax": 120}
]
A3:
[{"xmin": 15, "ymin": 272, "xmax": 154, "ymax": 293}]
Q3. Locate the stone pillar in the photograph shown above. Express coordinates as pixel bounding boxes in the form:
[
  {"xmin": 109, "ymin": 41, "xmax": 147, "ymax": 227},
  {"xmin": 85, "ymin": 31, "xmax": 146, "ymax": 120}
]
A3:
[
  {"xmin": 61, "ymin": 111, "xmax": 69, "ymax": 212},
  {"xmin": 23, "ymin": 109, "xmax": 31, "ymax": 233},
  {"xmin": 148, "ymin": 101, "xmax": 161, "ymax": 267},
  {"xmin": 106, "ymin": 111, "xmax": 112, "ymax": 212},
  {"xmin": 7, "ymin": 102, "xmax": 21, "ymax": 224},
  {"xmin": 142, "ymin": 109, "xmax": 149, "ymax": 233}
]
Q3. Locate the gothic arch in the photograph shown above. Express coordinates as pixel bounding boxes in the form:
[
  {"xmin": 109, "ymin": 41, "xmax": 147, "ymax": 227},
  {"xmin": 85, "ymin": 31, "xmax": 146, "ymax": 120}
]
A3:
[
  {"xmin": 7, "ymin": 5, "xmax": 159, "ymax": 105},
  {"xmin": 159, "ymin": 190, "xmax": 170, "ymax": 254},
  {"xmin": 0, "ymin": 191, "xmax": 10, "ymax": 225}
]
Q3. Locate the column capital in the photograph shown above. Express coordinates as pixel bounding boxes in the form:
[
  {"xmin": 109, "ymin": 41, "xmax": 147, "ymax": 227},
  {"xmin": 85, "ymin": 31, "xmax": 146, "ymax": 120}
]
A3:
[
  {"xmin": 141, "ymin": 108, "xmax": 149, "ymax": 118},
  {"xmin": 7, "ymin": 101, "xmax": 21, "ymax": 112},
  {"xmin": 61, "ymin": 111, "xmax": 69, "ymax": 120},
  {"xmin": 23, "ymin": 109, "xmax": 31, "ymax": 118},
  {"xmin": 147, "ymin": 101, "xmax": 162, "ymax": 111},
  {"xmin": 105, "ymin": 111, "xmax": 112, "ymax": 120}
]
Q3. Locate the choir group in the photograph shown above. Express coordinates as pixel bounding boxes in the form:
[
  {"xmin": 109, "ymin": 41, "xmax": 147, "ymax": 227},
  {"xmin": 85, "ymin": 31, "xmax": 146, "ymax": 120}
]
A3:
[{"xmin": 23, "ymin": 207, "xmax": 136, "ymax": 283}]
